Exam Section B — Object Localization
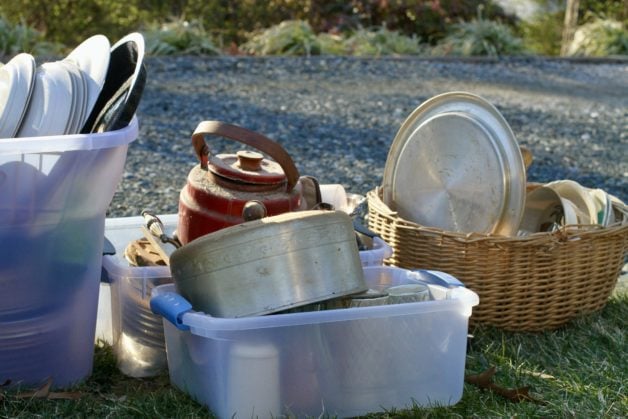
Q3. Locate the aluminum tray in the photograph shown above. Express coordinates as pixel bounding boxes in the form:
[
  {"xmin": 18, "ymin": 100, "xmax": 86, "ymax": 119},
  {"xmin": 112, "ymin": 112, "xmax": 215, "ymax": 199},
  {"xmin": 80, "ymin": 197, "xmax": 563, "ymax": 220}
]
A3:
[{"xmin": 382, "ymin": 91, "xmax": 526, "ymax": 235}]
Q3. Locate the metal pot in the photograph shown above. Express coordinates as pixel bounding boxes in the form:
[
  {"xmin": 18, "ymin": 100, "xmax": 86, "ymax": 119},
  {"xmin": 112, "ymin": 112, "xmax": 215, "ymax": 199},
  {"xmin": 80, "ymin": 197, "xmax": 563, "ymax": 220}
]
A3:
[
  {"xmin": 178, "ymin": 121, "xmax": 304, "ymax": 245},
  {"xmin": 169, "ymin": 210, "xmax": 367, "ymax": 318}
]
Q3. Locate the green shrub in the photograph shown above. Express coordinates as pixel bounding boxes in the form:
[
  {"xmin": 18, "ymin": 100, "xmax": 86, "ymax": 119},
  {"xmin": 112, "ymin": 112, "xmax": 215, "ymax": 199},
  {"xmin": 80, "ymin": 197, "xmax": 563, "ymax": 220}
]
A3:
[
  {"xmin": 143, "ymin": 19, "xmax": 221, "ymax": 56},
  {"xmin": 317, "ymin": 32, "xmax": 346, "ymax": 55},
  {"xmin": 517, "ymin": 1, "xmax": 627, "ymax": 57},
  {"xmin": 346, "ymin": 0, "xmax": 515, "ymax": 44},
  {"xmin": 181, "ymin": 1, "xmax": 512, "ymax": 47},
  {"xmin": 3, "ymin": 0, "xmax": 515, "ymax": 51},
  {"xmin": 342, "ymin": 26, "xmax": 424, "ymax": 56},
  {"xmin": 178, "ymin": 0, "xmax": 516, "ymax": 48},
  {"xmin": 0, "ymin": 0, "xmax": 163, "ymax": 49},
  {"xmin": 240, "ymin": 20, "xmax": 321, "ymax": 56},
  {"xmin": 566, "ymin": 17, "xmax": 627, "ymax": 56},
  {"xmin": 578, "ymin": 0, "xmax": 627, "ymax": 23},
  {"xmin": 176, "ymin": 0, "xmax": 308, "ymax": 46},
  {"xmin": 518, "ymin": 10, "xmax": 564, "ymax": 56},
  {"xmin": 240, "ymin": 20, "xmax": 425, "ymax": 57},
  {"xmin": 0, "ymin": 0, "xmax": 515, "ymax": 53},
  {"xmin": 0, "ymin": 16, "xmax": 61, "ymax": 58},
  {"xmin": 434, "ymin": 11, "xmax": 526, "ymax": 57}
]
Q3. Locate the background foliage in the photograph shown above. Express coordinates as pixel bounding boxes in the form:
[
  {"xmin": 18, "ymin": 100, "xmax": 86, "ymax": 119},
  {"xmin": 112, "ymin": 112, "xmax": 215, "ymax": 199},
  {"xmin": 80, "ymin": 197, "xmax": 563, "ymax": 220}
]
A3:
[
  {"xmin": 0, "ymin": 0, "xmax": 625, "ymax": 57},
  {"xmin": 0, "ymin": 0, "xmax": 514, "ymax": 47},
  {"xmin": 0, "ymin": 16, "xmax": 62, "ymax": 57},
  {"xmin": 435, "ymin": 18, "xmax": 525, "ymax": 57}
]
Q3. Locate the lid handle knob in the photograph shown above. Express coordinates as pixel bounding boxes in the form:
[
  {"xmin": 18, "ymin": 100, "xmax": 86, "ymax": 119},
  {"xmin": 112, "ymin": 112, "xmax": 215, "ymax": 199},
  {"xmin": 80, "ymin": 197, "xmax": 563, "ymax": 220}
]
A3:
[{"xmin": 236, "ymin": 150, "xmax": 264, "ymax": 171}]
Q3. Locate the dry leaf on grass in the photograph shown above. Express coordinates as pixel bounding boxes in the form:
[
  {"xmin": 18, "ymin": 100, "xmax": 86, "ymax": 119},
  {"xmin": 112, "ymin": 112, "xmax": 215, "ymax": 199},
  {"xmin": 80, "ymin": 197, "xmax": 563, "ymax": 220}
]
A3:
[
  {"xmin": 465, "ymin": 366, "xmax": 545, "ymax": 404},
  {"xmin": 11, "ymin": 377, "xmax": 82, "ymax": 401}
]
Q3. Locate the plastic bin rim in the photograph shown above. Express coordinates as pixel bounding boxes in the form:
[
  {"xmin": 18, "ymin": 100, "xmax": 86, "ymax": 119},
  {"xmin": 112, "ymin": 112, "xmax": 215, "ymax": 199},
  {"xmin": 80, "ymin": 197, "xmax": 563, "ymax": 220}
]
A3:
[
  {"xmin": 105, "ymin": 213, "xmax": 178, "ymax": 229},
  {"xmin": 102, "ymin": 254, "xmax": 171, "ymax": 280},
  {"xmin": 0, "ymin": 116, "xmax": 139, "ymax": 155},
  {"xmin": 152, "ymin": 283, "xmax": 479, "ymax": 333}
]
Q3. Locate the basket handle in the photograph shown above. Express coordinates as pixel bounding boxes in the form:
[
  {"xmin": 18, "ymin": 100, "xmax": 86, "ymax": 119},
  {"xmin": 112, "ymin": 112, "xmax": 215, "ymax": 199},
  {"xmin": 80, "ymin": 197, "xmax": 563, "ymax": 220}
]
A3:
[
  {"xmin": 520, "ymin": 146, "xmax": 533, "ymax": 171},
  {"xmin": 368, "ymin": 187, "xmax": 398, "ymax": 217}
]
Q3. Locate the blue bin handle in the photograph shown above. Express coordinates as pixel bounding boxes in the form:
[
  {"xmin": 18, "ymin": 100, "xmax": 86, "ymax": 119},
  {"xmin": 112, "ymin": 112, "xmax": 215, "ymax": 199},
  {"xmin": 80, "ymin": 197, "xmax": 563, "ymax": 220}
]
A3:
[{"xmin": 150, "ymin": 292, "xmax": 193, "ymax": 331}]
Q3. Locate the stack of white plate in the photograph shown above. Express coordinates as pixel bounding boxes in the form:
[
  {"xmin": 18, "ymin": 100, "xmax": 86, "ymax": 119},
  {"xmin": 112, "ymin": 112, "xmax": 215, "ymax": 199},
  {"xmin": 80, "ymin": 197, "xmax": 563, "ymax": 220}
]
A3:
[
  {"xmin": 0, "ymin": 35, "xmax": 111, "ymax": 139},
  {"xmin": 0, "ymin": 53, "xmax": 36, "ymax": 138}
]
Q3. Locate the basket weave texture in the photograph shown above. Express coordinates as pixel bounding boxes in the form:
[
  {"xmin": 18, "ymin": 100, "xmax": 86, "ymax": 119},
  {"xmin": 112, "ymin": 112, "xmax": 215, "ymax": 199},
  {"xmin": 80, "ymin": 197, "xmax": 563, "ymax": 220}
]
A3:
[{"xmin": 367, "ymin": 188, "xmax": 628, "ymax": 332}]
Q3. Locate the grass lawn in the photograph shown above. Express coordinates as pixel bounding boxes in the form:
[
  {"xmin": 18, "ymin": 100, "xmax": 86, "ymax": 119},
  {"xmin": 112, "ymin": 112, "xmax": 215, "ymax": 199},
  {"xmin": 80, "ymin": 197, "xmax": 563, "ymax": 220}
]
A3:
[{"xmin": 2, "ymin": 284, "xmax": 626, "ymax": 418}]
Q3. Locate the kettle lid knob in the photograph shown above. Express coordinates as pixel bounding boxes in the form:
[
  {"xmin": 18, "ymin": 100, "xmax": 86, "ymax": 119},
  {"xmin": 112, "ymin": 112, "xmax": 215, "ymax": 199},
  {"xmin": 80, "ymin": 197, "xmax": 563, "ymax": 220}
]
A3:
[{"xmin": 236, "ymin": 150, "xmax": 264, "ymax": 171}]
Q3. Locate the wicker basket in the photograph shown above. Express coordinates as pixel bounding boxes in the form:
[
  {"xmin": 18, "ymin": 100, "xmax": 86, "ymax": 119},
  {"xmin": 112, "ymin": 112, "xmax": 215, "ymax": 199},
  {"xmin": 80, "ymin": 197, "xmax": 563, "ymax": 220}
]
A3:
[{"xmin": 366, "ymin": 187, "xmax": 628, "ymax": 332}]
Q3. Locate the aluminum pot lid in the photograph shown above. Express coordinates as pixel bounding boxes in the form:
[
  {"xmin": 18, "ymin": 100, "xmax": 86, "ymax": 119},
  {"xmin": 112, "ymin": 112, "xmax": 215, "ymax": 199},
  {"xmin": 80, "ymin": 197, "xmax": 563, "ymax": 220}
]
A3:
[
  {"xmin": 170, "ymin": 210, "xmax": 367, "ymax": 317},
  {"xmin": 173, "ymin": 210, "xmax": 352, "ymax": 259},
  {"xmin": 382, "ymin": 92, "xmax": 526, "ymax": 235}
]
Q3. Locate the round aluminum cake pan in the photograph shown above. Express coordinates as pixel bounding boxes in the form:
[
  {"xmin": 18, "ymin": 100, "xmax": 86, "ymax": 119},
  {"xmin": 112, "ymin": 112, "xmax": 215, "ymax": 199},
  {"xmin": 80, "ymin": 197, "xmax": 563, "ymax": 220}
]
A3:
[{"xmin": 382, "ymin": 91, "xmax": 526, "ymax": 236}]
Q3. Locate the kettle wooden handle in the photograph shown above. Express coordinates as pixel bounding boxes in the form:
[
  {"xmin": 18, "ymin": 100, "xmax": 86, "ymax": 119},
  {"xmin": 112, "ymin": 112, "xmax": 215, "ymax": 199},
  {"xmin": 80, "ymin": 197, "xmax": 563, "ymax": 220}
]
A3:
[{"xmin": 191, "ymin": 120, "xmax": 300, "ymax": 192}]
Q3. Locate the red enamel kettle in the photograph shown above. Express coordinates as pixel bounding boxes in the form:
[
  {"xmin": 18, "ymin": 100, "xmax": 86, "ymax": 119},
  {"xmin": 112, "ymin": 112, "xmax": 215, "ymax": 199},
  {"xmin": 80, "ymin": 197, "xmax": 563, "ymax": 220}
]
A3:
[{"xmin": 177, "ymin": 121, "xmax": 304, "ymax": 245}]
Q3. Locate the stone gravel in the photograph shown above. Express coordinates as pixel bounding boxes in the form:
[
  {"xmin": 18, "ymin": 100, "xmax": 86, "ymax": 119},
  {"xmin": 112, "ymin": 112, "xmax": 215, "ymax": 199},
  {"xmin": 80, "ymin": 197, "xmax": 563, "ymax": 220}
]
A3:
[{"xmin": 107, "ymin": 56, "xmax": 627, "ymax": 218}]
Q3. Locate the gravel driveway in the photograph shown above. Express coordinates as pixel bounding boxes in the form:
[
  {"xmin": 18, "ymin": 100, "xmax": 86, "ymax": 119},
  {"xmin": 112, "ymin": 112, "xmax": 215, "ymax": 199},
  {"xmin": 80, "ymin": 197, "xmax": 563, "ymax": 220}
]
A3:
[{"xmin": 108, "ymin": 56, "xmax": 627, "ymax": 218}]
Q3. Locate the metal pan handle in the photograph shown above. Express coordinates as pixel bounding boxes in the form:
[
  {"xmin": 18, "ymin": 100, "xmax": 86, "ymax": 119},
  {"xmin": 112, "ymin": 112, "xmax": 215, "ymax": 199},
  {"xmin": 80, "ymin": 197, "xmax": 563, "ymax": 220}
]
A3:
[{"xmin": 191, "ymin": 120, "xmax": 300, "ymax": 192}]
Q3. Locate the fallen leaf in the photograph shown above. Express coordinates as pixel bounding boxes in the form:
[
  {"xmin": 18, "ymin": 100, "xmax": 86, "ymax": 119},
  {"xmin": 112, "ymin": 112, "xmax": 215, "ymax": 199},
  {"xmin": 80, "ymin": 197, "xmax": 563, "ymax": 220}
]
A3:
[
  {"xmin": 465, "ymin": 366, "xmax": 497, "ymax": 387},
  {"xmin": 14, "ymin": 377, "xmax": 81, "ymax": 401},
  {"xmin": 32, "ymin": 377, "xmax": 52, "ymax": 398},
  {"xmin": 47, "ymin": 391, "xmax": 82, "ymax": 400},
  {"xmin": 493, "ymin": 385, "xmax": 541, "ymax": 403},
  {"xmin": 465, "ymin": 366, "xmax": 545, "ymax": 404},
  {"xmin": 524, "ymin": 370, "xmax": 556, "ymax": 380}
]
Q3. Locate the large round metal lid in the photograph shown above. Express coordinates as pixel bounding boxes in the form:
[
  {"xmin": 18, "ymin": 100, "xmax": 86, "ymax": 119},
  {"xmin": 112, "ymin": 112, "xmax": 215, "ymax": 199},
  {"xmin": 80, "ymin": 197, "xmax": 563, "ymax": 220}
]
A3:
[{"xmin": 382, "ymin": 92, "xmax": 526, "ymax": 235}]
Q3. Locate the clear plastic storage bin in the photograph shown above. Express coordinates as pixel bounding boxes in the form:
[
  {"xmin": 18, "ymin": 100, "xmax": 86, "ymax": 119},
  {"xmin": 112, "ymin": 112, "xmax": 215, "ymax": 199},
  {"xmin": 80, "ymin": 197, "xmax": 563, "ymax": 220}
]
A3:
[
  {"xmin": 96, "ymin": 213, "xmax": 392, "ymax": 378},
  {"xmin": 358, "ymin": 236, "xmax": 393, "ymax": 267},
  {"xmin": 0, "ymin": 118, "xmax": 138, "ymax": 388},
  {"xmin": 151, "ymin": 265, "xmax": 478, "ymax": 418},
  {"xmin": 99, "ymin": 214, "xmax": 177, "ymax": 377}
]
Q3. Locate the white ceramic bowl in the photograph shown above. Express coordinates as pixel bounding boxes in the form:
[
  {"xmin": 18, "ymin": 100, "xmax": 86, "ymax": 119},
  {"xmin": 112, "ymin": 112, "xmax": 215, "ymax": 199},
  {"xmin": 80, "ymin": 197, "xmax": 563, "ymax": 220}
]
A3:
[
  {"xmin": 546, "ymin": 180, "xmax": 598, "ymax": 225},
  {"xmin": 520, "ymin": 186, "xmax": 579, "ymax": 233},
  {"xmin": 587, "ymin": 188, "xmax": 613, "ymax": 226}
]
